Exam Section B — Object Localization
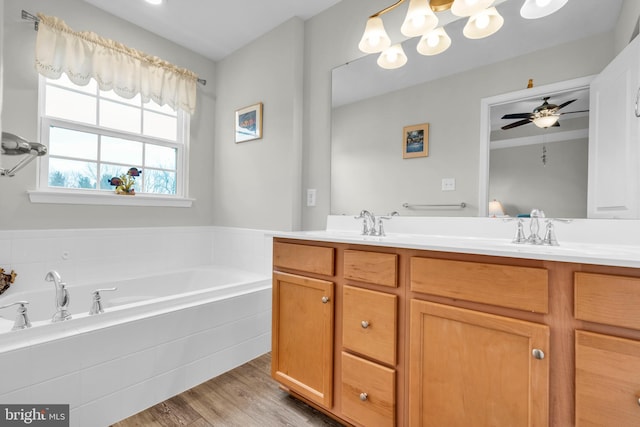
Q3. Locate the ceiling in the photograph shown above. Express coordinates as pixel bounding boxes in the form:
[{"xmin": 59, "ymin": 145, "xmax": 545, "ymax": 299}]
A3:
[{"xmin": 81, "ymin": 0, "xmax": 343, "ymax": 61}]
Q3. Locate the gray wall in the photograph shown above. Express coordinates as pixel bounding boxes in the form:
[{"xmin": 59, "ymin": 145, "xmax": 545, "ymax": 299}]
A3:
[
  {"xmin": 212, "ymin": 18, "xmax": 304, "ymax": 231},
  {"xmin": 489, "ymin": 138, "xmax": 588, "ymax": 218},
  {"xmin": 330, "ymin": 34, "xmax": 613, "ymax": 217},
  {"xmin": 1, "ymin": 0, "xmax": 216, "ymax": 229}
]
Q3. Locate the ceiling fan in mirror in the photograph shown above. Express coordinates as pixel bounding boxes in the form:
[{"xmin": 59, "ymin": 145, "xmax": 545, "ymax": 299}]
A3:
[{"xmin": 500, "ymin": 97, "xmax": 588, "ymax": 130}]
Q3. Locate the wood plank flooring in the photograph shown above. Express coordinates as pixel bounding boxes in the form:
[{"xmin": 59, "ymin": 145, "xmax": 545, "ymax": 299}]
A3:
[{"xmin": 112, "ymin": 353, "xmax": 345, "ymax": 427}]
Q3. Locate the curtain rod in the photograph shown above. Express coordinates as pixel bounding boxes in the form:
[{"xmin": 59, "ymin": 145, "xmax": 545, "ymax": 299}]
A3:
[{"xmin": 20, "ymin": 9, "xmax": 207, "ymax": 86}]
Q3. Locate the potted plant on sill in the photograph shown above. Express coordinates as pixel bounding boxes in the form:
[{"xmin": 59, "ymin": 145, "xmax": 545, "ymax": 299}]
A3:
[{"xmin": 108, "ymin": 167, "xmax": 142, "ymax": 195}]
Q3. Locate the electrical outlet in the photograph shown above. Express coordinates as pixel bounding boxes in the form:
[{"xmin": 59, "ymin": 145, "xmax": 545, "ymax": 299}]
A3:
[
  {"xmin": 306, "ymin": 189, "xmax": 317, "ymax": 207},
  {"xmin": 442, "ymin": 178, "xmax": 456, "ymax": 191}
]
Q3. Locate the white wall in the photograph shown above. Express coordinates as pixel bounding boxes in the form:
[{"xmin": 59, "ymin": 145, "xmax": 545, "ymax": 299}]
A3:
[
  {"xmin": 490, "ymin": 138, "xmax": 588, "ymax": 218},
  {"xmin": 0, "ymin": 0, "xmax": 216, "ymax": 229},
  {"xmin": 615, "ymin": 0, "xmax": 640, "ymax": 52},
  {"xmin": 330, "ymin": 34, "xmax": 613, "ymax": 217},
  {"xmin": 213, "ymin": 18, "xmax": 304, "ymax": 231}
]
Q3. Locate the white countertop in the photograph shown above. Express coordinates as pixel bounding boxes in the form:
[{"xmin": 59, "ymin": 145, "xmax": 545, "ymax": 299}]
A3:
[{"xmin": 272, "ymin": 216, "xmax": 640, "ymax": 268}]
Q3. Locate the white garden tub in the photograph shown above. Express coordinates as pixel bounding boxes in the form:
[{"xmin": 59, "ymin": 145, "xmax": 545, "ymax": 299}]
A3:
[{"xmin": 0, "ymin": 264, "xmax": 272, "ymax": 426}]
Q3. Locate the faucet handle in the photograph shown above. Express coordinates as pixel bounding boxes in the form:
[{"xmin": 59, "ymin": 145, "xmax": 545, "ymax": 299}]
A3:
[
  {"xmin": 376, "ymin": 216, "xmax": 392, "ymax": 237},
  {"xmin": 541, "ymin": 218, "xmax": 572, "ymax": 246},
  {"xmin": 0, "ymin": 301, "xmax": 31, "ymax": 330},
  {"xmin": 90, "ymin": 288, "xmax": 118, "ymax": 315},
  {"xmin": 512, "ymin": 218, "xmax": 527, "ymax": 244}
]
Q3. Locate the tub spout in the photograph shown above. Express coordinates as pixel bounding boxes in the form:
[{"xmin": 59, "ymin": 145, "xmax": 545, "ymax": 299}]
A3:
[
  {"xmin": 89, "ymin": 288, "xmax": 118, "ymax": 315},
  {"xmin": 45, "ymin": 270, "xmax": 71, "ymax": 322}
]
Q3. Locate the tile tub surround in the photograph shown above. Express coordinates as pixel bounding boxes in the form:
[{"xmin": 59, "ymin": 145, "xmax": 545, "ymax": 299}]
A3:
[{"xmin": 0, "ymin": 226, "xmax": 273, "ymax": 426}]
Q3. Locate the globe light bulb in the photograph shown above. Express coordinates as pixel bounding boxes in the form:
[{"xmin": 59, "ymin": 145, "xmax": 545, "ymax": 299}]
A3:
[
  {"xmin": 427, "ymin": 34, "xmax": 440, "ymax": 47},
  {"xmin": 475, "ymin": 13, "xmax": 490, "ymax": 29}
]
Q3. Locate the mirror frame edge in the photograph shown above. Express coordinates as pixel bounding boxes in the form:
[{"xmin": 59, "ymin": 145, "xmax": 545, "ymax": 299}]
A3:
[{"xmin": 477, "ymin": 74, "xmax": 596, "ymax": 216}]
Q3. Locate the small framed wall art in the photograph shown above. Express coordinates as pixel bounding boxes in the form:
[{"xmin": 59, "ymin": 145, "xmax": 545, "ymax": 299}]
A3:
[
  {"xmin": 235, "ymin": 102, "xmax": 263, "ymax": 143},
  {"xmin": 402, "ymin": 123, "xmax": 429, "ymax": 159}
]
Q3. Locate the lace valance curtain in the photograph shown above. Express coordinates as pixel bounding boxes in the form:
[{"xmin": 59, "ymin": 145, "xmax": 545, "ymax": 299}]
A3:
[{"xmin": 35, "ymin": 14, "xmax": 198, "ymax": 114}]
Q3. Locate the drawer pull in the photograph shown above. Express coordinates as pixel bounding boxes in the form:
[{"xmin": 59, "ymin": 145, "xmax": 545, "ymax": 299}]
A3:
[
  {"xmin": 532, "ymin": 348, "xmax": 545, "ymax": 360},
  {"xmin": 321, "ymin": 296, "xmax": 330, "ymax": 304},
  {"xmin": 361, "ymin": 320, "xmax": 370, "ymax": 329},
  {"xmin": 359, "ymin": 392, "xmax": 368, "ymax": 401}
]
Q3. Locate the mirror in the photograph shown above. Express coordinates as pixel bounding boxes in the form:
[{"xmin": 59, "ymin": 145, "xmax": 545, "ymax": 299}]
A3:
[{"xmin": 331, "ymin": 0, "xmax": 622, "ymax": 218}]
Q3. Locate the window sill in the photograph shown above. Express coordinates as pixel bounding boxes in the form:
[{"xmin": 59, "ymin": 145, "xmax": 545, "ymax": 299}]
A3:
[{"xmin": 28, "ymin": 190, "xmax": 194, "ymax": 208}]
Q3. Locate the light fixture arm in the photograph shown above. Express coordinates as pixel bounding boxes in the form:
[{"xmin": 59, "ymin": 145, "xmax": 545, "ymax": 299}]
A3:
[{"xmin": 369, "ymin": 0, "xmax": 406, "ymax": 18}]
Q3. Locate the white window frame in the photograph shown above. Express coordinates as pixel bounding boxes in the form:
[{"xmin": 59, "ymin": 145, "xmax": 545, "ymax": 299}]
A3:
[{"xmin": 29, "ymin": 76, "xmax": 193, "ymax": 208}]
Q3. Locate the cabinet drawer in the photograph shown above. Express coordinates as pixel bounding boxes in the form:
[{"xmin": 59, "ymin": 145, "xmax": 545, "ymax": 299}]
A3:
[
  {"xmin": 575, "ymin": 330, "xmax": 640, "ymax": 426},
  {"xmin": 273, "ymin": 241, "xmax": 334, "ymax": 276},
  {"xmin": 410, "ymin": 257, "xmax": 549, "ymax": 313},
  {"xmin": 343, "ymin": 285, "xmax": 397, "ymax": 366},
  {"xmin": 344, "ymin": 250, "xmax": 397, "ymax": 288},
  {"xmin": 575, "ymin": 272, "xmax": 640, "ymax": 330},
  {"xmin": 341, "ymin": 352, "xmax": 395, "ymax": 427}
]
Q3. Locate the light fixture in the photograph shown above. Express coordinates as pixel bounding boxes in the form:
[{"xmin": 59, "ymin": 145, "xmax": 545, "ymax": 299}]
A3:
[
  {"xmin": 377, "ymin": 44, "xmax": 408, "ymax": 69},
  {"xmin": 451, "ymin": 0, "xmax": 495, "ymax": 17},
  {"xmin": 358, "ymin": 0, "xmax": 563, "ymax": 69},
  {"xmin": 359, "ymin": 16, "xmax": 392, "ymax": 53},
  {"xmin": 417, "ymin": 27, "xmax": 451, "ymax": 56},
  {"xmin": 463, "ymin": 7, "xmax": 504, "ymax": 39},
  {"xmin": 533, "ymin": 114, "xmax": 560, "ymax": 128},
  {"xmin": 520, "ymin": 0, "xmax": 568, "ymax": 19},
  {"xmin": 488, "ymin": 199, "xmax": 506, "ymax": 217},
  {"xmin": 401, "ymin": 0, "xmax": 439, "ymax": 37}
]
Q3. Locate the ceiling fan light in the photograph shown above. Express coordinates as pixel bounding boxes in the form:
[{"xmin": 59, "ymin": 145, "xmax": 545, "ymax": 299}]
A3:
[
  {"xmin": 417, "ymin": 27, "xmax": 451, "ymax": 56},
  {"xmin": 401, "ymin": 0, "xmax": 439, "ymax": 37},
  {"xmin": 463, "ymin": 7, "xmax": 504, "ymax": 39},
  {"xmin": 358, "ymin": 17, "xmax": 392, "ymax": 54},
  {"xmin": 533, "ymin": 115, "xmax": 560, "ymax": 128},
  {"xmin": 451, "ymin": 0, "xmax": 495, "ymax": 17},
  {"xmin": 377, "ymin": 44, "xmax": 408, "ymax": 69},
  {"xmin": 520, "ymin": 0, "xmax": 568, "ymax": 19}
]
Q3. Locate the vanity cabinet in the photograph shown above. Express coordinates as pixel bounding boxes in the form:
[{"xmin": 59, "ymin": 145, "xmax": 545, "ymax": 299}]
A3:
[
  {"xmin": 408, "ymin": 257, "xmax": 550, "ymax": 427},
  {"xmin": 271, "ymin": 242, "xmax": 335, "ymax": 408},
  {"xmin": 271, "ymin": 237, "xmax": 640, "ymax": 426},
  {"xmin": 588, "ymin": 32, "xmax": 640, "ymax": 219},
  {"xmin": 574, "ymin": 272, "xmax": 640, "ymax": 426}
]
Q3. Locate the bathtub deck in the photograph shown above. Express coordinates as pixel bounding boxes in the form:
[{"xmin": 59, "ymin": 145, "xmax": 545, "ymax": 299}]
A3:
[{"xmin": 112, "ymin": 352, "xmax": 344, "ymax": 427}]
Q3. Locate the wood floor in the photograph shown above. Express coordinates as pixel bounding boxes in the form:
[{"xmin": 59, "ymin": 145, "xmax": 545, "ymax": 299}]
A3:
[{"xmin": 112, "ymin": 353, "xmax": 345, "ymax": 427}]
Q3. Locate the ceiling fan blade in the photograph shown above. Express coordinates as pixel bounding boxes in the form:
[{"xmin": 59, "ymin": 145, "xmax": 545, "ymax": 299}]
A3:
[
  {"xmin": 501, "ymin": 119, "xmax": 532, "ymax": 130},
  {"xmin": 501, "ymin": 113, "xmax": 533, "ymax": 120},
  {"xmin": 555, "ymin": 99, "xmax": 577, "ymax": 110},
  {"xmin": 559, "ymin": 109, "xmax": 589, "ymax": 115}
]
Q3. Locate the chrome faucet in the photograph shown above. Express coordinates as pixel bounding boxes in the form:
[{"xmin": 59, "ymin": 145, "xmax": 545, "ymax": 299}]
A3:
[
  {"xmin": 45, "ymin": 270, "xmax": 71, "ymax": 322},
  {"xmin": 527, "ymin": 209, "xmax": 545, "ymax": 244},
  {"xmin": 354, "ymin": 210, "xmax": 394, "ymax": 236},
  {"xmin": 511, "ymin": 209, "xmax": 570, "ymax": 246},
  {"xmin": 0, "ymin": 301, "xmax": 31, "ymax": 330},
  {"xmin": 89, "ymin": 288, "xmax": 118, "ymax": 315}
]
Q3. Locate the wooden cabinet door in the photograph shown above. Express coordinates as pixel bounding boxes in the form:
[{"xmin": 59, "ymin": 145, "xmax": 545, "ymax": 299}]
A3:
[
  {"xmin": 588, "ymin": 33, "xmax": 640, "ymax": 219},
  {"xmin": 271, "ymin": 272, "xmax": 335, "ymax": 408},
  {"xmin": 576, "ymin": 330, "xmax": 640, "ymax": 427},
  {"xmin": 409, "ymin": 300, "xmax": 549, "ymax": 427}
]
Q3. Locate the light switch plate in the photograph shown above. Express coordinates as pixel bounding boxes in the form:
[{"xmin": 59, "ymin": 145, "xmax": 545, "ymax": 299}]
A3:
[{"xmin": 306, "ymin": 189, "xmax": 317, "ymax": 207}]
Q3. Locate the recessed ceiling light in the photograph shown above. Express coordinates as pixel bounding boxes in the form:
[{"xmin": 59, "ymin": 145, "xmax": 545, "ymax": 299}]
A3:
[{"xmin": 145, "ymin": 0, "xmax": 165, "ymax": 5}]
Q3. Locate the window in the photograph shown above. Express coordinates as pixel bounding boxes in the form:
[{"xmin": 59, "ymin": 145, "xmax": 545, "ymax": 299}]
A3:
[{"xmin": 37, "ymin": 74, "xmax": 190, "ymax": 201}]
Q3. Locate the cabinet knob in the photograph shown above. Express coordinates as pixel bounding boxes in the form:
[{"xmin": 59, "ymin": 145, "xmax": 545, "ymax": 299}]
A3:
[
  {"xmin": 361, "ymin": 320, "xmax": 370, "ymax": 329},
  {"xmin": 359, "ymin": 392, "xmax": 368, "ymax": 401},
  {"xmin": 321, "ymin": 296, "xmax": 330, "ymax": 304},
  {"xmin": 532, "ymin": 348, "xmax": 545, "ymax": 360}
]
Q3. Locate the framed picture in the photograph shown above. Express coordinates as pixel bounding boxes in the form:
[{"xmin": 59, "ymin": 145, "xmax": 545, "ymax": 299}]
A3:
[
  {"xmin": 235, "ymin": 102, "xmax": 263, "ymax": 143},
  {"xmin": 402, "ymin": 123, "xmax": 429, "ymax": 159}
]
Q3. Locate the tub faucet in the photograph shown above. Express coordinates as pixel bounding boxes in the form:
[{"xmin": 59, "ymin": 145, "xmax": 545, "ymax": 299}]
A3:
[
  {"xmin": 0, "ymin": 301, "xmax": 31, "ymax": 331},
  {"xmin": 45, "ymin": 270, "xmax": 71, "ymax": 322}
]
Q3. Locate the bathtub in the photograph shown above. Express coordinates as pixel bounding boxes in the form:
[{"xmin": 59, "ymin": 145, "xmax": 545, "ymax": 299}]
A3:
[{"xmin": 0, "ymin": 264, "xmax": 272, "ymax": 426}]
